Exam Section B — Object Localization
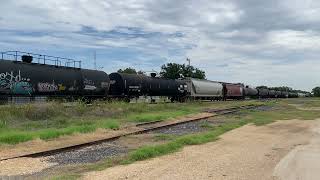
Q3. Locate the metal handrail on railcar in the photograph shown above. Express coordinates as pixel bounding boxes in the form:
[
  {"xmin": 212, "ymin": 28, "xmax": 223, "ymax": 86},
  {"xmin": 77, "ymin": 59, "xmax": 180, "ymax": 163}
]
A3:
[{"xmin": 0, "ymin": 51, "xmax": 81, "ymax": 69}]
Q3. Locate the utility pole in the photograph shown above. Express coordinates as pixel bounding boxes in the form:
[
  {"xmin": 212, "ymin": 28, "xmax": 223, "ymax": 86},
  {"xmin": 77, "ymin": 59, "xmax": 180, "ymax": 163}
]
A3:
[
  {"xmin": 186, "ymin": 58, "xmax": 190, "ymax": 67},
  {"xmin": 94, "ymin": 51, "xmax": 97, "ymax": 70},
  {"xmin": 186, "ymin": 58, "xmax": 191, "ymax": 77}
]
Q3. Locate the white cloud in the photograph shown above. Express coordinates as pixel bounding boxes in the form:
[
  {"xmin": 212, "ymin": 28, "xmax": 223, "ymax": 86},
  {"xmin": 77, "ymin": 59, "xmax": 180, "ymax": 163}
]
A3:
[
  {"xmin": 0, "ymin": 0, "xmax": 319, "ymax": 91},
  {"xmin": 268, "ymin": 30, "xmax": 320, "ymax": 50}
]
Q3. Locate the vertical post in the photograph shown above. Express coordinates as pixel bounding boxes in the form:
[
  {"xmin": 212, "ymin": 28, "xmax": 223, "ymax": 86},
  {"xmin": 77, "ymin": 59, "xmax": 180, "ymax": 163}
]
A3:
[
  {"xmin": 94, "ymin": 51, "xmax": 97, "ymax": 70},
  {"xmin": 15, "ymin": 51, "xmax": 18, "ymax": 61},
  {"xmin": 56, "ymin": 57, "xmax": 59, "ymax": 66},
  {"xmin": 79, "ymin": 61, "xmax": 81, "ymax": 69},
  {"xmin": 186, "ymin": 58, "xmax": 191, "ymax": 77},
  {"xmin": 43, "ymin": 55, "xmax": 46, "ymax": 64},
  {"xmin": 1, "ymin": 52, "xmax": 3, "ymax": 60}
]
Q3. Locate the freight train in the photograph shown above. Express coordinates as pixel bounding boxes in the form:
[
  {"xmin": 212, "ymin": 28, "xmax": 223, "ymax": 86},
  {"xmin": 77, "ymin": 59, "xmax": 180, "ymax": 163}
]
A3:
[{"xmin": 0, "ymin": 52, "xmax": 306, "ymax": 103}]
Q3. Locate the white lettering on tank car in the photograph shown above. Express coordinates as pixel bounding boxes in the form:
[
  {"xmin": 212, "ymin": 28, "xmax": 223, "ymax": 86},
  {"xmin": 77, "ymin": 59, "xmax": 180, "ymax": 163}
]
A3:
[
  {"xmin": 84, "ymin": 85, "xmax": 97, "ymax": 90},
  {"xmin": 84, "ymin": 78, "xmax": 94, "ymax": 85}
]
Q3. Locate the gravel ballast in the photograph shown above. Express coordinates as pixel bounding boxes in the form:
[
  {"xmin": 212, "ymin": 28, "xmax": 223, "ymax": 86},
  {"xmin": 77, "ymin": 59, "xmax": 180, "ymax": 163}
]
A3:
[{"xmin": 47, "ymin": 141, "xmax": 128, "ymax": 165}]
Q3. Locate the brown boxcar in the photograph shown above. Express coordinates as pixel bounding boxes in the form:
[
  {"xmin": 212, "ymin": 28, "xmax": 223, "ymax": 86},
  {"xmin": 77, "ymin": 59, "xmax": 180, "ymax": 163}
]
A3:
[{"xmin": 224, "ymin": 83, "xmax": 244, "ymax": 100}]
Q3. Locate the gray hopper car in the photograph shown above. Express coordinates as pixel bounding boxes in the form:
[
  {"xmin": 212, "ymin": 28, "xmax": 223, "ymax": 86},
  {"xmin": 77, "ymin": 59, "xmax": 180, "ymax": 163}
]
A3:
[{"xmin": 184, "ymin": 78, "xmax": 224, "ymax": 100}]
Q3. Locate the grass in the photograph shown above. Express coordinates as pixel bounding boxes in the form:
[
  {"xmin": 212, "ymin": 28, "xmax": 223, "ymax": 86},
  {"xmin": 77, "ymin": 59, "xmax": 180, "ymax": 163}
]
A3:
[
  {"xmin": 0, "ymin": 132, "xmax": 34, "ymax": 144},
  {"xmin": 0, "ymin": 120, "xmax": 120, "ymax": 144},
  {"xmin": 0, "ymin": 98, "xmax": 317, "ymax": 145},
  {"xmin": 121, "ymin": 98, "xmax": 320, "ymax": 164},
  {"xmin": 77, "ymin": 120, "xmax": 248, "ymax": 174},
  {"xmin": 127, "ymin": 110, "xmax": 195, "ymax": 123},
  {"xmin": 242, "ymin": 100, "xmax": 320, "ymax": 126},
  {"xmin": 285, "ymin": 97, "xmax": 320, "ymax": 108},
  {"xmin": 115, "ymin": 101, "xmax": 320, "ymax": 163},
  {"xmin": 48, "ymin": 98, "xmax": 320, "ymax": 179},
  {"xmin": 154, "ymin": 134, "xmax": 178, "ymax": 141},
  {"xmin": 0, "ymin": 100, "xmax": 263, "ymax": 145},
  {"xmin": 124, "ymin": 120, "xmax": 247, "ymax": 163},
  {"xmin": 199, "ymin": 121, "xmax": 214, "ymax": 128}
]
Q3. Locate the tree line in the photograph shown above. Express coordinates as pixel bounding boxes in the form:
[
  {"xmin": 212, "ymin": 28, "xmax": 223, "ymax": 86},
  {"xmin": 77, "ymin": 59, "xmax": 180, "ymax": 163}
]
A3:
[
  {"xmin": 256, "ymin": 86, "xmax": 310, "ymax": 94},
  {"xmin": 117, "ymin": 62, "xmax": 206, "ymax": 79},
  {"xmin": 313, "ymin": 87, "xmax": 320, "ymax": 97}
]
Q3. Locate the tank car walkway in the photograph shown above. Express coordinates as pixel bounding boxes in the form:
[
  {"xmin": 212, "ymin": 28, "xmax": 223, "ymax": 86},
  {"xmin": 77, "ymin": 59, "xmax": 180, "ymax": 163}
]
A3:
[{"xmin": 83, "ymin": 119, "xmax": 320, "ymax": 180}]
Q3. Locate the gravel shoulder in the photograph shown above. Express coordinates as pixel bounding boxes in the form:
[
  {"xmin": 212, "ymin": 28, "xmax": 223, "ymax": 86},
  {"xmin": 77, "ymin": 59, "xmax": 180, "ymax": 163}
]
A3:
[{"xmin": 83, "ymin": 119, "xmax": 317, "ymax": 180}]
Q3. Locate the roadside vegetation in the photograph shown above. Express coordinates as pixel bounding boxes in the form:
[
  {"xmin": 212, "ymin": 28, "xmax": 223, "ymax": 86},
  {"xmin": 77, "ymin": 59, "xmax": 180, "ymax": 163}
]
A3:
[
  {"xmin": 0, "ymin": 100, "xmax": 261, "ymax": 145},
  {"xmin": 49, "ymin": 98, "xmax": 320, "ymax": 180},
  {"xmin": 243, "ymin": 99, "xmax": 320, "ymax": 125}
]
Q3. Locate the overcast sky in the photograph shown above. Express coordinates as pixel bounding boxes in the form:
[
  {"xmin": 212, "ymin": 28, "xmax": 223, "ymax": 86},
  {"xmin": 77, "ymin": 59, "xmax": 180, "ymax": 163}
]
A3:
[{"xmin": 0, "ymin": 0, "xmax": 319, "ymax": 91}]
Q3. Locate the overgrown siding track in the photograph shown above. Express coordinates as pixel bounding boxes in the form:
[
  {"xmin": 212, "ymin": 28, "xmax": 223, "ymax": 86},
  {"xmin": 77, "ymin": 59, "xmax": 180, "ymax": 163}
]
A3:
[{"xmin": 0, "ymin": 105, "xmax": 262, "ymax": 162}]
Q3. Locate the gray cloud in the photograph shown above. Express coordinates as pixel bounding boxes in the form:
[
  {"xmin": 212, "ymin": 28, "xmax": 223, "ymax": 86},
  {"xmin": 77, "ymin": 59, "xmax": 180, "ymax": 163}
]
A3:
[{"xmin": 0, "ymin": 0, "xmax": 319, "ymax": 91}]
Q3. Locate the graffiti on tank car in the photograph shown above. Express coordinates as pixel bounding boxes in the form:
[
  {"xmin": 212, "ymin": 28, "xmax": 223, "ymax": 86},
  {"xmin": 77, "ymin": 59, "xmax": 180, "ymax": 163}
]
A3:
[
  {"xmin": 84, "ymin": 85, "xmax": 97, "ymax": 91},
  {"xmin": 38, "ymin": 82, "xmax": 58, "ymax": 92},
  {"xmin": 0, "ymin": 71, "xmax": 22, "ymax": 89},
  {"xmin": 83, "ymin": 79, "xmax": 96, "ymax": 90},
  {"xmin": 58, "ymin": 84, "xmax": 66, "ymax": 91},
  {"xmin": 0, "ymin": 70, "xmax": 33, "ymax": 95},
  {"xmin": 84, "ymin": 79, "xmax": 94, "ymax": 85},
  {"xmin": 12, "ymin": 82, "xmax": 33, "ymax": 95}
]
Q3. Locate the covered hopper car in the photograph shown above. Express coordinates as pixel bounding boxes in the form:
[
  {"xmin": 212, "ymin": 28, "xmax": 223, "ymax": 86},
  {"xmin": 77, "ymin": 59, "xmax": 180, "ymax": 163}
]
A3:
[{"xmin": 184, "ymin": 78, "xmax": 224, "ymax": 100}]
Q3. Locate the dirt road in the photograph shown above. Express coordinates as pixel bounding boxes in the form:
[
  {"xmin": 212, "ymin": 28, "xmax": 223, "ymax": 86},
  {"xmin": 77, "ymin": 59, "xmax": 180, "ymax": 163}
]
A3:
[{"xmin": 83, "ymin": 119, "xmax": 319, "ymax": 180}]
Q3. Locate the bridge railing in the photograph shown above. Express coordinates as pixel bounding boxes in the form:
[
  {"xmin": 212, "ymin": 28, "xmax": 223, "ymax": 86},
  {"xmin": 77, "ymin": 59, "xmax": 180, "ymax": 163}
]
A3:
[{"xmin": 0, "ymin": 51, "xmax": 81, "ymax": 68}]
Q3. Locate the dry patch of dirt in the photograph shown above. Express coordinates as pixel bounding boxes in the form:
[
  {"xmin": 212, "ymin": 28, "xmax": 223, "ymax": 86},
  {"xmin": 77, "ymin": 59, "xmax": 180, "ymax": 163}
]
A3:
[
  {"xmin": 83, "ymin": 120, "xmax": 317, "ymax": 180},
  {"xmin": 288, "ymin": 104, "xmax": 320, "ymax": 111},
  {"xmin": 0, "ymin": 157, "xmax": 56, "ymax": 176},
  {"xmin": 116, "ymin": 134, "xmax": 164, "ymax": 150}
]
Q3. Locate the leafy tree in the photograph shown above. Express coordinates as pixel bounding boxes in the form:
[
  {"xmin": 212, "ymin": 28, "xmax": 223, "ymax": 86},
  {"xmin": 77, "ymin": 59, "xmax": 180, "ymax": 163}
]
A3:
[
  {"xmin": 258, "ymin": 86, "xmax": 310, "ymax": 95},
  {"xmin": 160, "ymin": 63, "xmax": 206, "ymax": 79},
  {"xmin": 117, "ymin": 67, "xmax": 137, "ymax": 74},
  {"xmin": 312, "ymin": 87, "xmax": 320, "ymax": 97},
  {"xmin": 137, "ymin": 70, "xmax": 144, "ymax": 75},
  {"xmin": 269, "ymin": 86, "xmax": 293, "ymax": 92},
  {"xmin": 160, "ymin": 63, "xmax": 182, "ymax": 79},
  {"xmin": 256, "ymin": 86, "xmax": 268, "ymax": 89}
]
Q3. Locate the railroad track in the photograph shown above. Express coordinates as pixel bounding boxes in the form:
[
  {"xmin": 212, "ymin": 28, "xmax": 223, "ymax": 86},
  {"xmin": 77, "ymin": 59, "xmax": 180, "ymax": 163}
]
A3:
[{"xmin": 0, "ymin": 104, "xmax": 263, "ymax": 162}]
